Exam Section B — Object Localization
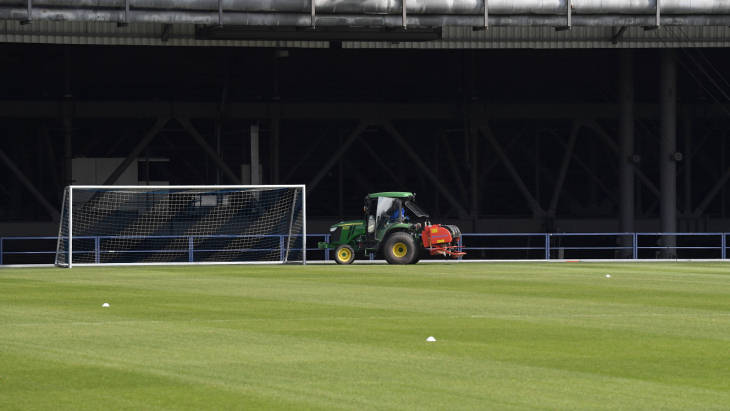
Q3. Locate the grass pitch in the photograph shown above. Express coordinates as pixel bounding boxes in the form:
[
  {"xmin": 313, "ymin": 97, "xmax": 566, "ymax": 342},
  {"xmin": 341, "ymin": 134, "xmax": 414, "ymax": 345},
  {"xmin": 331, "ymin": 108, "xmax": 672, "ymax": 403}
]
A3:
[{"xmin": 1, "ymin": 263, "xmax": 729, "ymax": 410}]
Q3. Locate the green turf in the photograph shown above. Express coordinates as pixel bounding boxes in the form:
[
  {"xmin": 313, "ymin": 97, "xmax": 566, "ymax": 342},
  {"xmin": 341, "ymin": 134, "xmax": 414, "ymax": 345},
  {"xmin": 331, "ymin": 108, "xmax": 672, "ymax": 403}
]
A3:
[{"xmin": 1, "ymin": 263, "xmax": 729, "ymax": 410}]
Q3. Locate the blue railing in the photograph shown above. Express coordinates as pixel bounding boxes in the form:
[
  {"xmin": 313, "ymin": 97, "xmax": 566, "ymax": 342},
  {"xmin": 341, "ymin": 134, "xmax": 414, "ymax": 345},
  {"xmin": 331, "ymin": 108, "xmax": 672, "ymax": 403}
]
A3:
[
  {"xmin": 0, "ymin": 232, "xmax": 728, "ymax": 265},
  {"xmin": 459, "ymin": 232, "xmax": 729, "ymax": 260},
  {"xmin": 0, "ymin": 234, "xmax": 332, "ymax": 265}
]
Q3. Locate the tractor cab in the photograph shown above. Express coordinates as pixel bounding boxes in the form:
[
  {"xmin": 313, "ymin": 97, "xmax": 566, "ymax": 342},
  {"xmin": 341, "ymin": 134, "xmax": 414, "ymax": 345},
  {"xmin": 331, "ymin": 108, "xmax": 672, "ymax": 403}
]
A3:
[{"xmin": 363, "ymin": 192, "xmax": 429, "ymax": 243}]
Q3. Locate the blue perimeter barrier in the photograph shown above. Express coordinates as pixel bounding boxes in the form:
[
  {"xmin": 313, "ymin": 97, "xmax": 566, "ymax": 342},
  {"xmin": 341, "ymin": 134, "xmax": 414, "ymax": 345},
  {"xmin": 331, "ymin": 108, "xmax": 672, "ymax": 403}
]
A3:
[
  {"xmin": 0, "ymin": 232, "xmax": 728, "ymax": 265},
  {"xmin": 0, "ymin": 234, "xmax": 332, "ymax": 265},
  {"xmin": 458, "ymin": 232, "xmax": 728, "ymax": 260}
]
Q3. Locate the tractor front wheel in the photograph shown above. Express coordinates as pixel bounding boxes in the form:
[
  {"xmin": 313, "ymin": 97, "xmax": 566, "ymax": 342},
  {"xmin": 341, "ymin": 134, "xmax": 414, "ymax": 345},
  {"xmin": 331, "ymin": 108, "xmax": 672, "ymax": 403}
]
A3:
[
  {"xmin": 334, "ymin": 244, "xmax": 355, "ymax": 265},
  {"xmin": 383, "ymin": 232, "xmax": 418, "ymax": 264}
]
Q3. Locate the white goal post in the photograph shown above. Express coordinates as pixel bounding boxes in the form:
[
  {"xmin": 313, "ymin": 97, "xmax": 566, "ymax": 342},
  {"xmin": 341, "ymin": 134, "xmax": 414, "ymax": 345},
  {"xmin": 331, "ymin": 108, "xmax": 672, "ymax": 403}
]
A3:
[{"xmin": 55, "ymin": 185, "xmax": 306, "ymax": 267}]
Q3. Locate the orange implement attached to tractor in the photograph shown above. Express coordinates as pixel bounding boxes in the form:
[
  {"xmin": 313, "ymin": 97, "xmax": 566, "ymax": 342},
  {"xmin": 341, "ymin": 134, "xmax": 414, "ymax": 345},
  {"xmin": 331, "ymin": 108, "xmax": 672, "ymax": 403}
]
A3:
[{"xmin": 421, "ymin": 224, "xmax": 466, "ymax": 258}]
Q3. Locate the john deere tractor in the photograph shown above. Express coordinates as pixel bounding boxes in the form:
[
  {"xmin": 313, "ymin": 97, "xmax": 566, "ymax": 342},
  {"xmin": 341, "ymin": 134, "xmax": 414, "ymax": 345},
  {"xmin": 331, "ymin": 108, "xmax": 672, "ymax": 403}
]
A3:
[{"xmin": 317, "ymin": 192, "xmax": 464, "ymax": 264}]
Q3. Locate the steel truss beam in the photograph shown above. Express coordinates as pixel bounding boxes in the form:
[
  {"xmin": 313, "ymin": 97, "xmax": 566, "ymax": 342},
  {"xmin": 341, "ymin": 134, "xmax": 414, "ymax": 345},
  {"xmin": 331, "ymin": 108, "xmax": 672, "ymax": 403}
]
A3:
[
  {"xmin": 307, "ymin": 121, "xmax": 368, "ymax": 193},
  {"xmin": 582, "ymin": 120, "xmax": 661, "ymax": 199},
  {"xmin": 538, "ymin": 164, "xmax": 588, "ymax": 211},
  {"xmin": 476, "ymin": 127, "xmax": 527, "ymax": 209},
  {"xmin": 5, "ymin": 101, "xmax": 730, "ymax": 121},
  {"xmin": 307, "ymin": 121, "xmax": 470, "ymax": 213},
  {"xmin": 0, "ymin": 147, "xmax": 60, "ymax": 221},
  {"xmin": 440, "ymin": 133, "xmax": 469, "ymax": 205},
  {"xmin": 480, "ymin": 124, "xmax": 545, "ymax": 218},
  {"xmin": 358, "ymin": 138, "xmax": 401, "ymax": 184},
  {"xmin": 551, "ymin": 131, "xmax": 618, "ymax": 206},
  {"xmin": 102, "ymin": 117, "xmax": 233, "ymax": 185},
  {"xmin": 343, "ymin": 159, "xmax": 373, "ymax": 195},
  {"xmin": 547, "ymin": 121, "xmax": 580, "ymax": 216},
  {"xmin": 39, "ymin": 127, "xmax": 60, "ymax": 194},
  {"xmin": 693, "ymin": 166, "xmax": 730, "ymax": 217},
  {"xmin": 176, "ymin": 117, "xmax": 242, "ymax": 184},
  {"xmin": 282, "ymin": 128, "xmax": 328, "ymax": 183},
  {"xmin": 159, "ymin": 135, "xmax": 206, "ymax": 182},
  {"xmin": 0, "ymin": 182, "xmax": 10, "ymax": 197},
  {"xmin": 103, "ymin": 117, "xmax": 169, "ymax": 185},
  {"xmin": 381, "ymin": 121, "xmax": 470, "ymax": 218}
]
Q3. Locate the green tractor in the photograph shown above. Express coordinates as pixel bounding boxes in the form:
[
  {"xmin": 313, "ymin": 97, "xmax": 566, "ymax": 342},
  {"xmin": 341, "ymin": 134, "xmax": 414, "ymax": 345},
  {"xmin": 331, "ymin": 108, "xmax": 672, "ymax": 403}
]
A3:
[{"xmin": 317, "ymin": 192, "xmax": 465, "ymax": 264}]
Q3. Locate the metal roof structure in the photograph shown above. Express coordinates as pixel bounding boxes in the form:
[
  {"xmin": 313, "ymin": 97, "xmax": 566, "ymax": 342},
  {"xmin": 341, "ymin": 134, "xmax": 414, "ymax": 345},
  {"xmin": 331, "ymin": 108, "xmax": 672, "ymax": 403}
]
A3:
[
  {"xmin": 0, "ymin": 0, "xmax": 729, "ymax": 48},
  {"xmin": 1, "ymin": 0, "xmax": 730, "ymax": 26},
  {"xmin": 1, "ymin": 20, "xmax": 729, "ymax": 48}
]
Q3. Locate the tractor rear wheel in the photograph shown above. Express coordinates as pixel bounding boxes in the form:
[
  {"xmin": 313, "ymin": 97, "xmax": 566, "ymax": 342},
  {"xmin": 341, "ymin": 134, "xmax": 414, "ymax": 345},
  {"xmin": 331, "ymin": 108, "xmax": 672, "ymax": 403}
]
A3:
[
  {"xmin": 409, "ymin": 247, "xmax": 421, "ymax": 264},
  {"xmin": 334, "ymin": 244, "xmax": 355, "ymax": 264},
  {"xmin": 407, "ymin": 244, "xmax": 423, "ymax": 264},
  {"xmin": 383, "ymin": 232, "xmax": 418, "ymax": 264}
]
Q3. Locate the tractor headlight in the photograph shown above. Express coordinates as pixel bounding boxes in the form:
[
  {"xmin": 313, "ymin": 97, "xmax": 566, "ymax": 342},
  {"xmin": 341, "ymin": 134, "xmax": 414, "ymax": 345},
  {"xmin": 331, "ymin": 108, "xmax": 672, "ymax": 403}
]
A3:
[{"xmin": 329, "ymin": 226, "xmax": 338, "ymax": 232}]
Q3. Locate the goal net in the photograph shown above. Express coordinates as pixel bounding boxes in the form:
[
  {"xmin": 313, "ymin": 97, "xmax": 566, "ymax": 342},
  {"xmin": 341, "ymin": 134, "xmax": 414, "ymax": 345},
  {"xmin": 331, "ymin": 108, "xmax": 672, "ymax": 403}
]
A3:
[{"xmin": 55, "ymin": 185, "xmax": 305, "ymax": 267}]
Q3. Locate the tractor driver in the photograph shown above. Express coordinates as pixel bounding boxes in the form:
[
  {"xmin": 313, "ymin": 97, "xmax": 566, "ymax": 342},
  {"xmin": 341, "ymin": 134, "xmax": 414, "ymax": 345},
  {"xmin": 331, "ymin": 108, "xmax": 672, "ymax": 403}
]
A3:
[{"xmin": 389, "ymin": 206, "xmax": 409, "ymax": 222}]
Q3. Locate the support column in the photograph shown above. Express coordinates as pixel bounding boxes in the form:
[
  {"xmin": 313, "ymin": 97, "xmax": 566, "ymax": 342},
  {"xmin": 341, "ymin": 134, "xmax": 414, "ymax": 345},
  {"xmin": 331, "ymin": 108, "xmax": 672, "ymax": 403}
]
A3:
[
  {"xmin": 682, "ymin": 110, "xmax": 692, "ymax": 230},
  {"xmin": 215, "ymin": 121, "xmax": 221, "ymax": 184},
  {"xmin": 63, "ymin": 99, "xmax": 73, "ymax": 187},
  {"xmin": 470, "ymin": 125, "xmax": 478, "ymax": 231},
  {"xmin": 619, "ymin": 50, "xmax": 635, "ymax": 257},
  {"xmin": 338, "ymin": 130, "xmax": 343, "ymax": 219},
  {"xmin": 63, "ymin": 47, "xmax": 73, "ymax": 187},
  {"xmin": 271, "ymin": 113, "xmax": 280, "ymax": 184},
  {"xmin": 250, "ymin": 123, "xmax": 261, "ymax": 185},
  {"xmin": 433, "ymin": 133, "xmax": 441, "ymax": 216},
  {"xmin": 722, "ymin": 135, "xmax": 727, "ymax": 219},
  {"xmin": 660, "ymin": 49, "xmax": 677, "ymax": 258}
]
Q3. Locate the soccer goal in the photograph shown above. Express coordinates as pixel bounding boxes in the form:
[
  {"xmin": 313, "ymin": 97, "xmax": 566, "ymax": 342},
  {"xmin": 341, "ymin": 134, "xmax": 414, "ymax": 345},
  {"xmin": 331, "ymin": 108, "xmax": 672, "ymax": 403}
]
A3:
[{"xmin": 55, "ymin": 185, "xmax": 306, "ymax": 267}]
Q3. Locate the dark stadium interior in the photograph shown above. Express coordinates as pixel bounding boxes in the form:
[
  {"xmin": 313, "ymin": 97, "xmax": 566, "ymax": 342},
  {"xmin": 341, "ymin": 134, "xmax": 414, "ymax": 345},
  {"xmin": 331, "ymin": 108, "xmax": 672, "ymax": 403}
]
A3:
[
  {"xmin": 2, "ymin": 44, "xmax": 730, "ymax": 243},
  {"xmin": 4, "ymin": 44, "xmax": 724, "ymax": 102}
]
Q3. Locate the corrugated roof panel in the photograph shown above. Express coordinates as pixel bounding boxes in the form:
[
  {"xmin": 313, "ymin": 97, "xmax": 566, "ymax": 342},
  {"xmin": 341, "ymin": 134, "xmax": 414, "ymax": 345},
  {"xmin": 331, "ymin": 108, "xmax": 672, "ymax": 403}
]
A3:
[
  {"xmin": 344, "ymin": 25, "xmax": 730, "ymax": 48},
  {"xmin": 0, "ymin": 20, "xmax": 728, "ymax": 48},
  {"xmin": 0, "ymin": 21, "xmax": 330, "ymax": 47}
]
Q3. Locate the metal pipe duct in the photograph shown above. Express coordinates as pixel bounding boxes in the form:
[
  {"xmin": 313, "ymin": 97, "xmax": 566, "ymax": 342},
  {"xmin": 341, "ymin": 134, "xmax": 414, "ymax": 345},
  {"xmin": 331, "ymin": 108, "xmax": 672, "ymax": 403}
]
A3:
[
  {"xmin": 2, "ymin": 8, "xmax": 730, "ymax": 26},
  {"xmin": 3, "ymin": 0, "xmax": 730, "ymax": 14},
  {"xmin": 1, "ymin": 0, "xmax": 730, "ymax": 26}
]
